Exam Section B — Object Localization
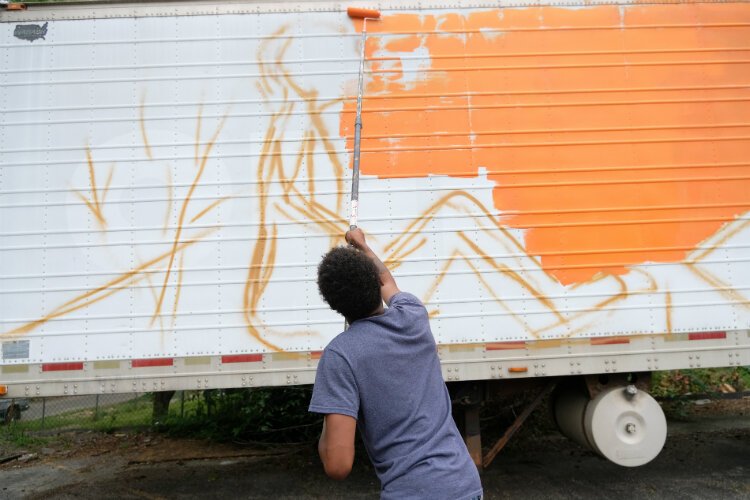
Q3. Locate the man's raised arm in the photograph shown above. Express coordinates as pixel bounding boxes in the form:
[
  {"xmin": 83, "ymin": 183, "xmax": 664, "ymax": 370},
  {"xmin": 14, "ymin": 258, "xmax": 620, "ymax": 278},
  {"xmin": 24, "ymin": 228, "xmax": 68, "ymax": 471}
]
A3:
[{"xmin": 345, "ymin": 228, "xmax": 400, "ymax": 304}]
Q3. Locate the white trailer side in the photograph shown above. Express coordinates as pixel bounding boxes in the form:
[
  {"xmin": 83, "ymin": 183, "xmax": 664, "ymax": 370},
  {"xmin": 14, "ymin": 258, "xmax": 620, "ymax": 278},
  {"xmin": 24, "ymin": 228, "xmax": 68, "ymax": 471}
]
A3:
[{"xmin": 1, "ymin": 0, "xmax": 748, "ymax": 412}]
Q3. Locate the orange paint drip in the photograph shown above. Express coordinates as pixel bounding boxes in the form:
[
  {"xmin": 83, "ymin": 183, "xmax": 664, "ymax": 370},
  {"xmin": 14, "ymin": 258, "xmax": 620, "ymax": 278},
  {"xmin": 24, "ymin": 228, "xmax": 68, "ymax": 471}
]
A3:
[{"xmin": 340, "ymin": 4, "xmax": 750, "ymax": 285}]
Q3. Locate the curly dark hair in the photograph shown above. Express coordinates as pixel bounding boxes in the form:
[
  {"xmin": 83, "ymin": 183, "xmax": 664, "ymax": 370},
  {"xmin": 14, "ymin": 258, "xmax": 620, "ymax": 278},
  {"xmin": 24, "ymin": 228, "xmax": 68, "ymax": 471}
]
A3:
[{"xmin": 317, "ymin": 246, "xmax": 382, "ymax": 322}]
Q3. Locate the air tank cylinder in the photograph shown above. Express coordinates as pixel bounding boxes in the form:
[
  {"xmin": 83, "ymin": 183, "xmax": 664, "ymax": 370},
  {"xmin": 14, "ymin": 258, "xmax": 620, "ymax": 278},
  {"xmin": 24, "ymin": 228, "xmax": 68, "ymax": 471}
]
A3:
[{"xmin": 554, "ymin": 385, "xmax": 667, "ymax": 467}]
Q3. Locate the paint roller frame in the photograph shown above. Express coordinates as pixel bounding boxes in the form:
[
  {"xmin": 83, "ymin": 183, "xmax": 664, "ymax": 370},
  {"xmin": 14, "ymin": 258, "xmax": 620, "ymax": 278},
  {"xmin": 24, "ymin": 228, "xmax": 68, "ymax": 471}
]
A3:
[{"xmin": 347, "ymin": 7, "xmax": 381, "ymax": 230}]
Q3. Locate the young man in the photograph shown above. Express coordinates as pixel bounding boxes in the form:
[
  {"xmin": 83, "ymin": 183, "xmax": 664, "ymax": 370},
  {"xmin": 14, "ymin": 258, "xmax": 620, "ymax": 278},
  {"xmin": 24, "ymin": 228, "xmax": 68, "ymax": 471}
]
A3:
[{"xmin": 309, "ymin": 228, "xmax": 483, "ymax": 500}]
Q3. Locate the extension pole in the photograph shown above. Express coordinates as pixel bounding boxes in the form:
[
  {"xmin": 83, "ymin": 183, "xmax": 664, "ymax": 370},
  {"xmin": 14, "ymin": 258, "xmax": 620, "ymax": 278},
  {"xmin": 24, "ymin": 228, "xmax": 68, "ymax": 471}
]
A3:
[{"xmin": 347, "ymin": 7, "xmax": 381, "ymax": 230}]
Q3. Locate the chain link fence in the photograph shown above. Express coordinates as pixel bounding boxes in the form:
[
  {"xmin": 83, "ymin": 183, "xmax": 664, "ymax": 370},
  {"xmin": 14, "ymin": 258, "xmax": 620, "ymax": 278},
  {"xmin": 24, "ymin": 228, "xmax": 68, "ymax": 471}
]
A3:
[{"xmin": 1, "ymin": 391, "xmax": 203, "ymax": 433}]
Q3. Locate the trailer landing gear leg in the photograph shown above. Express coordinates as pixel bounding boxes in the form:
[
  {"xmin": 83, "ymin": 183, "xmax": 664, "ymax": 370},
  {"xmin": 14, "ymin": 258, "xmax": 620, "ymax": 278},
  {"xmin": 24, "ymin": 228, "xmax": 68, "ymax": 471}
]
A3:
[
  {"xmin": 482, "ymin": 381, "xmax": 556, "ymax": 469},
  {"xmin": 463, "ymin": 403, "xmax": 482, "ymax": 470}
]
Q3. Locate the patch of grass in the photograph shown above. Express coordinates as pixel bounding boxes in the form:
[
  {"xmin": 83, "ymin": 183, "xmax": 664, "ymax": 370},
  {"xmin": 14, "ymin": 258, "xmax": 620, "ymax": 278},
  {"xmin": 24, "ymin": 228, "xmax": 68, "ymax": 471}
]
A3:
[
  {"xmin": 8, "ymin": 395, "xmax": 154, "ymax": 434},
  {"xmin": 161, "ymin": 387, "xmax": 322, "ymax": 444},
  {"xmin": 0, "ymin": 425, "xmax": 49, "ymax": 451},
  {"xmin": 651, "ymin": 367, "xmax": 750, "ymax": 398}
]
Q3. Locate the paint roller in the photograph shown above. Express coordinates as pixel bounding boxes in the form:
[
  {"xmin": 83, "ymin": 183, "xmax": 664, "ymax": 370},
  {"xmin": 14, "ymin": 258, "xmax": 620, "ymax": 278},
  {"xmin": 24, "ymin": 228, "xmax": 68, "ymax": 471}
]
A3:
[{"xmin": 347, "ymin": 7, "xmax": 381, "ymax": 230}]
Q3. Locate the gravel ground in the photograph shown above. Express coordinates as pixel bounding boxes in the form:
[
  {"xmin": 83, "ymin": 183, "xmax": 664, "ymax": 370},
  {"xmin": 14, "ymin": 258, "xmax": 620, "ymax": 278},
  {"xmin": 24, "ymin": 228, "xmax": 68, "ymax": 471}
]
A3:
[{"xmin": 1, "ymin": 398, "xmax": 748, "ymax": 499}]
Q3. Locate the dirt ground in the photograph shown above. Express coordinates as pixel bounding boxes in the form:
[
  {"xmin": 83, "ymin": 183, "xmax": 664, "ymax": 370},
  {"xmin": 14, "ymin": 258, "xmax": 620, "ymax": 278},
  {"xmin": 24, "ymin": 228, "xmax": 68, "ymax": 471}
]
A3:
[{"xmin": 1, "ymin": 398, "xmax": 748, "ymax": 500}]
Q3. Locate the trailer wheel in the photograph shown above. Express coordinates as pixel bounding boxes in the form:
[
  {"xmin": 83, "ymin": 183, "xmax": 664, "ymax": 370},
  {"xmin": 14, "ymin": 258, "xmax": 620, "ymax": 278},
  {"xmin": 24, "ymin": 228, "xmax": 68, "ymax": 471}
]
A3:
[{"xmin": 555, "ymin": 385, "xmax": 666, "ymax": 467}]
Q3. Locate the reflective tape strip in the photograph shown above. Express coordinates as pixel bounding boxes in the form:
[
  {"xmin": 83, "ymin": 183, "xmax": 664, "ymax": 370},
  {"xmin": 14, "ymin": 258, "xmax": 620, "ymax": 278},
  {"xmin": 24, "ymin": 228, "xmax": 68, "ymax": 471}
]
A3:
[
  {"xmin": 184, "ymin": 357, "xmax": 211, "ymax": 366},
  {"xmin": 527, "ymin": 339, "xmax": 563, "ymax": 349},
  {"xmin": 665, "ymin": 333, "xmax": 690, "ymax": 341},
  {"xmin": 311, "ymin": 351, "xmax": 323, "ymax": 360},
  {"xmin": 42, "ymin": 362, "xmax": 84, "ymax": 372},
  {"xmin": 271, "ymin": 352, "xmax": 307, "ymax": 362},
  {"xmin": 131, "ymin": 358, "xmax": 173, "ymax": 368},
  {"xmin": 93, "ymin": 360, "xmax": 120, "ymax": 369},
  {"xmin": 447, "ymin": 344, "xmax": 479, "ymax": 353},
  {"xmin": 666, "ymin": 331, "xmax": 728, "ymax": 341},
  {"xmin": 2, "ymin": 365, "xmax": 29, "ymax": 374},
  {"xmin": 221, "ymin": 354, "xmax": 263, "ymax": 364},
  {"xmin": 486, "ymin": 341, "xmax": 526, "ymax": 350},
  {"xmin": 688, "ymin": 331, "xmax": 727, "ymax": 341},
  {"xmin": 591, "ymin": 336, "xmax": 631, "ymax": 346}
]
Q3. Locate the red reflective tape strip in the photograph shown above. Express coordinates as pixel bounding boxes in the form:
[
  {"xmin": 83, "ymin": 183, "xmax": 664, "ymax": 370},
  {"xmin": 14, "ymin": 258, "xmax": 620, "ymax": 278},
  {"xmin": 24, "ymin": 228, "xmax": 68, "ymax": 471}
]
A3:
[
  {"xmin": 131, "ymin": 358, "xmax": 173, "ymax": 368},
  {"xmin": 311, "ymin": 351, "xmax": 323, "ymax": 360},
  {"xmin": 688, "ymin": 331, "xmax": 726, "ymax": 341},
  {"xmin": 486, "ymin": 342, "xmax": 526, "ymax": 351},
  {"xmin": 42, "ymin": 362, "xmax": 84, "ymax": 372},
  {"xmin": 221, "ymin": 354, "xmax": 263, "ymax": 364},
  {"xmin": 591, "ymin": 336, "xmax": 631, "ymax": 346}
]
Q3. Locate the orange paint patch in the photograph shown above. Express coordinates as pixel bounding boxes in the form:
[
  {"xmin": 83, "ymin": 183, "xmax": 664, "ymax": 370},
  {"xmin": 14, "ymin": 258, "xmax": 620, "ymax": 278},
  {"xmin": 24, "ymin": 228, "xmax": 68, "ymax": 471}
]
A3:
[{"xmin": 341, "ymin": 4, "xmax": 750, "ymax": 285}]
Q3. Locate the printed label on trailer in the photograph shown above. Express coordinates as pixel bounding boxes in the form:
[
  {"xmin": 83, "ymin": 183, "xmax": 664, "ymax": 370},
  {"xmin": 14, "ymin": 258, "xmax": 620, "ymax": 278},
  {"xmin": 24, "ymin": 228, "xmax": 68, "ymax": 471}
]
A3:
[{"xmin": 2, "ymin": 340, "xmax": 30, "ymax": 360}]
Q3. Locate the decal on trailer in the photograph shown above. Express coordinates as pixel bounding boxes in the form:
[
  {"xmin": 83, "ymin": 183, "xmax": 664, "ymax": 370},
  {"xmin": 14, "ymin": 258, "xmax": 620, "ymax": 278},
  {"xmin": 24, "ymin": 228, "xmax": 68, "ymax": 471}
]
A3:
[{"xmin": 13, "ymin": 21, "xmax": 47, "ymax": 42}]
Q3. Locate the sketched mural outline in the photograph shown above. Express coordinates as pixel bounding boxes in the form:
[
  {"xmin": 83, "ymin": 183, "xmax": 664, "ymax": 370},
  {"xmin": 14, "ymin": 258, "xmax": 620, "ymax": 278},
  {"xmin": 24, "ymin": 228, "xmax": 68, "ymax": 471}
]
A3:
[{"xmin": 2, "ymin": 8, "xmax": 749, "ymax": 352}]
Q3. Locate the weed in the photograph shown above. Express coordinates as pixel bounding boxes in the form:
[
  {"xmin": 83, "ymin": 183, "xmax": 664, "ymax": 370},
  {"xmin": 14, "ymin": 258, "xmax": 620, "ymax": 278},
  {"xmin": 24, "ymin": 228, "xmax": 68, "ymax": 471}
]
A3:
[
  {"xmin": 651, "ymin": 367, "xmax": 749, "ymax": 398},
  {"xmin": 0, "ymin": 424, "xmax": 48, "ymax": 451},
  {"xmin": 161, "ymin": 387, "xmax": 322, "ymax": 444}
]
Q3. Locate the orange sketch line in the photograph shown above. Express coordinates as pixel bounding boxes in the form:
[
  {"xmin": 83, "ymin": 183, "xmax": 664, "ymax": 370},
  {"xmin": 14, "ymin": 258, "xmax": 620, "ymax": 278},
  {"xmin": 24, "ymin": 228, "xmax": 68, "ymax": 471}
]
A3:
[
  {"xmin": 139, "ymin": 95, "xmax": 153, "ymax": 160},
  {"xmin": 257, "ymin": 125, "xmax": 277, "ymax": 221},
  {"xmin": 239, "ymin": 34, "xmax": 349, "ymax": 349},
  {"xmin": 687, "ymin": 219, "xmax": 750, "ymax": 263},
  {"xmin": 285, "ymin": 195, "xmax": 346, "ymax": 236},
  {"xmin": 297, "ymin": 192, "xmax": 348, "ymax": 227},
  {"xmin": 102, "ymin": 164, "xmax": 114, "ymax": 203},
  {"xmin": 151, "ymin": 110, "xmax": 228, "ymax": 324},
  {"xmin": 72, "ymin": 190, "xmax": 106, "ymax": 228},
  {"xmin": 134, "ymin": 248, "xmax": 165, "ymax": 335},
  {"xmin": 387, "ymin": 237, "xmax": 428, "ymax": 270},
  {"xmin": 533, "ymin": 274, "xmax": 628, "ymax": 337},
  {"xmin": 246, "ymin": 228, "xmax": 268, "ymax": 312},
  {"xmin": 3, "ymin": 228, "xmax": 216, "ymax": 338},
  {"xmin": 463, "ymin": 252, "xmax": 536, "ymax": 337},
  {"xmin": 456, "ymin": 232, "xmax": 565, "ymax": 322},
  {"xmin": 273, "ymin": 201, "xmax": 304, "ymax": 225},
  {"xmin": 242, "ymin": 226, "xmax": 284, "ymax": 352},
  {"xmin": 190, "ymin": 196, "xmax": 231, "ymax": 224},
  {"xmin": 281, "ymin": 132, "xmax": 309, "ymax": 201},
  {"xmin": 281, "ymin": 72, "xmax": 346, "ymax": 214},
  {"xmin": 256, "ymin": 224, "xmax": 279, "ymax": 308},
  {"xmin": 171, "ymin": 252, "xmax": 186, "ymax": 328},
  {"xmin": 385, "ymin": 215, "xmax": 433, "ymax": 259},
  {"xmin": 306, "ymin": 130, "xmax": 316, "ymax": 204},
  {"xmin": 563, "ymin": 307, "xmax": 619, "ymax": 339},
  {"xmin": 686, "ymin": 262, "xmax": 750, "ymax": 307},
  {"xmin": 473, "ymin": 221, "xmax": 545, "ymax": 292},
  {"xmin": 309, "ymin": 109, "xmax": 346, "ymax": 214},
  {"xmin": 77, "ymin": 147, "xmax": 108, "ymax": 228},
  {"xmin": 422, "ymin": 250, "xmax": 461, "ymax": 304}
]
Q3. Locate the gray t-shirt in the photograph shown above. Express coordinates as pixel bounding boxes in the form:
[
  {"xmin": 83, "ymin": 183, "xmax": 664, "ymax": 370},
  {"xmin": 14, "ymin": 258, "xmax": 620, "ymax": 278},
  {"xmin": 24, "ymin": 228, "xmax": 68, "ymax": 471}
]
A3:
[{"xmin": 309, "ymin": 292, "xmax": 482, "ymax": 500}]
